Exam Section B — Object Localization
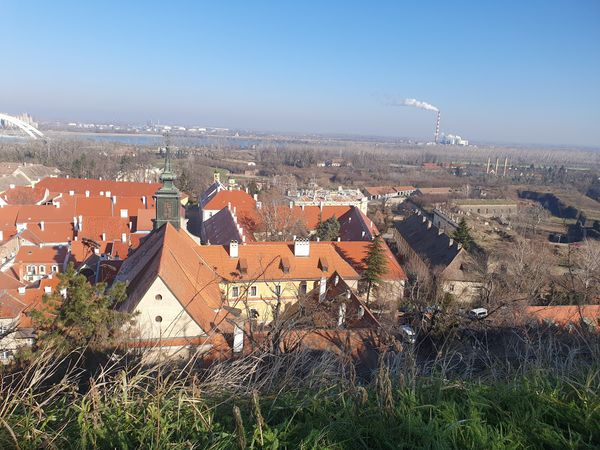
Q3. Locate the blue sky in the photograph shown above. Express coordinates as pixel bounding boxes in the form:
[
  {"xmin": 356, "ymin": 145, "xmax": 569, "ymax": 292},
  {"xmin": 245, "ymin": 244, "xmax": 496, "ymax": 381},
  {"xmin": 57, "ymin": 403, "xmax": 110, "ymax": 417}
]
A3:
[{"xmin": 2, "ymin": 1, "xmax": 599, "ymax": 146}]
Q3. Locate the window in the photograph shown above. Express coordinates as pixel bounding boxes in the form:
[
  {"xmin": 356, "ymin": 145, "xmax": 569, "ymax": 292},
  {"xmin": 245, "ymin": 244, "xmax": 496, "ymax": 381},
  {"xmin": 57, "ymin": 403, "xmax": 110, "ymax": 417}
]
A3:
[
  {"xmin": 250, "ymin": 286, "xmax": 257, "ymax": 297},
  {"xmin": 27, "ymin": 265, "xmax": 36, "ymax": 275},
  {"xmin": 231, "ymin": 286, "xmax": 239, "ymax": 297},
  {"xmin": 51, "ymin": 265, "xmax": 59, "ymax": 273},
  {"xmin": 155, "ymin": 294, "xmax": 163, "ymax": 301},
  {"xmin": 275, "ymin": 285, "xmax": 281, "ymax": 296},
  {"xmin": 299, "ymin": 282, "xmax": 307, "ymax": 295},
  {"xmin": 38, "ymin": 265, "xmax": 46, "ymax": 274},
  {"xmin": 0, "ymin": 325, "xmax": 6, "ymax": 335},
  {"xmin": 155, "ymin": 316, "xmax": 163, "ymax": 323},
  {"xmin": 0, "ymin": 350, "xmax": 10, "ymax": 361},
  {"xmin": 449, "ymin": 284, "xmax": 455, "ymax": 292}
]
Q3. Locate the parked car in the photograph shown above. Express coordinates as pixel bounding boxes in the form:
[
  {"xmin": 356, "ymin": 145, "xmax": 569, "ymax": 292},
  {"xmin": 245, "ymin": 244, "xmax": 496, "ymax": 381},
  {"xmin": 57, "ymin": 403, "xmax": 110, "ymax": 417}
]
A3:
[
  {"xmin": 468, "ymin": 308, "xmax": 488, "ymax": 320},
  {"xmin": 400, "ymin": 325, "xmax": 416, "ymax": 344}
]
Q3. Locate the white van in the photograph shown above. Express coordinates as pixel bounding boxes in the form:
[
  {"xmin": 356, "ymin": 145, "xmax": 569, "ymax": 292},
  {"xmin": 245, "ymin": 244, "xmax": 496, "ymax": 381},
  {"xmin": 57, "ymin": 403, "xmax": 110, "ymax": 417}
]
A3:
[{"xmin": 468, "ymin": 308, "xmax": 488, "ymax": 319}]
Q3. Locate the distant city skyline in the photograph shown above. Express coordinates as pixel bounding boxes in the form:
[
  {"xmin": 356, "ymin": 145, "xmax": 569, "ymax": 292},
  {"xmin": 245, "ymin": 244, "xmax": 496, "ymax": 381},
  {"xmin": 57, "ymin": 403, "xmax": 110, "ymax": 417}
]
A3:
[{"xmin": 2, "ymin": 1, "xmax": 599, "ymax": 147}]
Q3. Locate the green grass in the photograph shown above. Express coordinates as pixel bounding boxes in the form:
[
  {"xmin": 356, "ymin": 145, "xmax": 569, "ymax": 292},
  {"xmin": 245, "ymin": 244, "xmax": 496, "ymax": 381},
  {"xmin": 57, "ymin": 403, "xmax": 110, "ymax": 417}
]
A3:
[{"xmin": 1, "ymin": 367, "xmax": 598, "ymax": 449}]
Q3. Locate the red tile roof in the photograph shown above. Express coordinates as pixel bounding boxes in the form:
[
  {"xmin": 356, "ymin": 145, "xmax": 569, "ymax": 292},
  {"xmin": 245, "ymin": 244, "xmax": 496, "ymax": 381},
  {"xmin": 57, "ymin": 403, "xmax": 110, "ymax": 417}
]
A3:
[
  {"xmin": 333, "ymin": 241, "xmax": 407, "ymax": 280},
  {"xmin": 15, "ymin": 245, "xmax": 68, "ymax": 264},
  {"xmin": 116, "ymin": 224, "xmax": 228, "ymax": 334},
  {"xmin": 20, "ymin": 222, "xmax": 74, "ymax": 244},
  {"xmin": 36, "ymin": 177, "xmax": 160, "ymax": 198},
  {"xmin": 135, "ymin": 208, "xmax": 155, "ymax": 232},
  {"xmin": 78, "ymin": 216, "xmax": 130, "ymax": 243},
  {"xmin": 526, "ymin": 305, "xmax": 600, "ymax": 328},
  {"xmin": 197, "ymin": 241, "xmax": 360, "ymax": 282},
  {"xmin": 16, "ymin": 204, "xmax": 75, "ymax": 223},
  {"xmin": 0, "ymin": 185, "xmax": 48, "ymax": 205}
]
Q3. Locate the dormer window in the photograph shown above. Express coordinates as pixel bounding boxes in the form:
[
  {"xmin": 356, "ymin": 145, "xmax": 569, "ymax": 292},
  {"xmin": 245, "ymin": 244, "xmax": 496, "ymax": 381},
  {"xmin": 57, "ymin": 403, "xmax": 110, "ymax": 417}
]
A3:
[
  {"xmin": 280, "ymin": 257, "xmax": 290, "ymax": 273},
  {"xmin": 38, "ymin": 265, "xmax": 46, "ymax": 275}
]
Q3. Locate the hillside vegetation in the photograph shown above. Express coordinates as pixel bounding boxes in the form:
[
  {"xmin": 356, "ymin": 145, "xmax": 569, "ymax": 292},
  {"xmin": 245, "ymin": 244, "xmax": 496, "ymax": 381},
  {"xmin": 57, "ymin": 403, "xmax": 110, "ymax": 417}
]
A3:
[{"xmin": 1, "ymin": 329, "xmax": 599, "ymax": 449}]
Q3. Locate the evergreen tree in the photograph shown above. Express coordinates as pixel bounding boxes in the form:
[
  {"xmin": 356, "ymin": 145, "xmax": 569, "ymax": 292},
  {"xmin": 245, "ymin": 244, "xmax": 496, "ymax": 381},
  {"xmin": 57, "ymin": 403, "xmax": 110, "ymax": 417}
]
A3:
[
  {"xmin": 364, "ymin": 234, "xmax": 388, "ymax": 304},
  {"xmin": 30, "ymin": 264, "xmax": 131, "ymax": 353},
  {"xmin": 452, "ymin": 218, "xmax": 474, "ymax": 250},
  {"xmin": 315, "ymin": 215, "xmax": 340, "ymax": 241}
]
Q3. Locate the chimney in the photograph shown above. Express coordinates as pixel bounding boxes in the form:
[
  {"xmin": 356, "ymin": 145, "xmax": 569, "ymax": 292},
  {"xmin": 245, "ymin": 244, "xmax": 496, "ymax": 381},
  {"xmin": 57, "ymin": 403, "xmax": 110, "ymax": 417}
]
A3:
[
  {"xmin": 253, "ymin": 194, "xmax": 258, "ymax": 201},
  {"xmin": 361, "ymin": 231, "xmax": 365, "ymax": 238},
  {"xmin": 54, "ymin": 201, "xmax": 60, "ymax": 208},
  {"xmin": 18, "ymin": 287, "xmax": 26, "ymax": 295},
  {"xmin": 78, "ymin": 215, "xmax": 83, "ymax": 231},
  {"xmin": 338, "ymin": 303, "xmax": 347, "ymax": 327},
  {"xmin": 294, "ymin": 238, "xmax": 310, "ymax": 257},
  {"xmin": 457, "ymin": 243, "xmax": 463, "ymax": 250},
  {"xmin": 101, "ymin": 232, "xmax": 106, "ymax": 241},
  {"xmin": 40, "ymin": 221, "xmax": 45, "ymax": 231},
  {"xmin": 301, "ymin": 204, "xmax": 305, "ymax": 211},
  {"xmin": 113, "ymin": 195, "xmax": 117, "ymax": 204},
  {"xmin": 289, "ymin": 201, "xmax": 293, "ymax": 209},
  {"xmin": 422, "ymin": 216, "xmax": 427, "ymax": 223},
  {"xmin": 348, "ymin": 217, "xmax": 352, "ymax": 222},
  {"xmin": 69, "ymin": 190, "xmax": 75, "ymax": 196},
  {"xmin": 142, "ymin": 196, "xmax": 147, "ymax": 207},
  {"xmin": 427, "ymin": 220, "xmax": 432, "ymax": 229},
  {"xmin": 319, "ymin": 276, "xmax": 327, "ymax": 301},
  {"xmin": 44, "ymin": 286, "xmax": 52, "ymax": 294},
  {"xmin": 106, "ymin": 191, "xmax": 111, "ymax": 198},
  {"xmin": 85, "ymin": 190, "xmax": 90, "ymax": 198},
  {"xmin": 449, "ymin": 238, "xmax": 454, "ymax": 247},
  {"xmin": 229, "ymin": 240, "xmax": 239, "ymax": 258},
  {"xmin": 0, "ymin": 230, "xmax": 3, "ymax": 241},
  {"xmin": 121, "ymin": 233, "xmax": 127, "ymax": 243},
  {"xmin": 120, "ymin": 209, "xmax": 128, "ymax": 218},
  {"xmin": 357, "ymin": 305, "xmax": 365, "ymax": 319},
  {"xmin": 319, "ymin": 201, "xmax": 324, "ymax": 212}
]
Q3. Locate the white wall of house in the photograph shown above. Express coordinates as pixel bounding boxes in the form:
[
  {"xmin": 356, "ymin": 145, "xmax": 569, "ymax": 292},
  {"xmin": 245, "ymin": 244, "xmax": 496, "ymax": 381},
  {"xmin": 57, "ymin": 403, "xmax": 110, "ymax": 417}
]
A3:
[{"xmin": 131, "ymin": 277, "xmax": 205, "ymax": 340}]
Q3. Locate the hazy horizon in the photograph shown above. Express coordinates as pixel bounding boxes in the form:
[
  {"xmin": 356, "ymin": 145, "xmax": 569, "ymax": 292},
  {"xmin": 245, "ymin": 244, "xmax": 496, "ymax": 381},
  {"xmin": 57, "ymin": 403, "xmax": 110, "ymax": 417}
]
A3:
[{"xmin": 2, "ymin": 1, "xmax": 599, "ymax": 147}]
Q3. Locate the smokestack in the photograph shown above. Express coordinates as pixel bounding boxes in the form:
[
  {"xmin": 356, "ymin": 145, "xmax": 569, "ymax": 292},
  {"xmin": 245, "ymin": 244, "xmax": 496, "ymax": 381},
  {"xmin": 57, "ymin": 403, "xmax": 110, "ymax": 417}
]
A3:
[
  {"xmin": 495, "ymin": 158, "xmax": 499, "ymax": 175},
  {"xmin": 503, "ymin": 157, "xmax": 508, "ymax": 177},
  {"xmin": 434, "ymin": 111, "xmax": 441, "ymax": 144},
  {"xmin": 486, "ymin": 157, "xmax": 491, "ymax": 174}
]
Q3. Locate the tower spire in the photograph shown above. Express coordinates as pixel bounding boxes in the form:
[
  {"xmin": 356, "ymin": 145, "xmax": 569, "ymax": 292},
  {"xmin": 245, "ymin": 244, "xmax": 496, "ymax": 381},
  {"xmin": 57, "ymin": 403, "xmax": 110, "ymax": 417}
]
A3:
[{"xmin": 154, "ymin": 141, "xmax": 181, "ymax": 230}]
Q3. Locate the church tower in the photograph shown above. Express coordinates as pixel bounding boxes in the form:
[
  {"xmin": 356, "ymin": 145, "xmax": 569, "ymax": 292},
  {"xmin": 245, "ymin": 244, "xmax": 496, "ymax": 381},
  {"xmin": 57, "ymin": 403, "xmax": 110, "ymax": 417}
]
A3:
[{"xmin": 154, "ymin": 146, "xmax": 181, "ymax": 230}]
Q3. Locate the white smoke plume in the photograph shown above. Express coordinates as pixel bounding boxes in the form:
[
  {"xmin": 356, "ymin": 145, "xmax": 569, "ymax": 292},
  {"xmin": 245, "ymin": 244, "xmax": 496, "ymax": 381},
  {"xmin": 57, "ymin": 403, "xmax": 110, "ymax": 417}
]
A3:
[{"xmin": 385, "ymin": 97, "xmax": 439, "ymax": 112}]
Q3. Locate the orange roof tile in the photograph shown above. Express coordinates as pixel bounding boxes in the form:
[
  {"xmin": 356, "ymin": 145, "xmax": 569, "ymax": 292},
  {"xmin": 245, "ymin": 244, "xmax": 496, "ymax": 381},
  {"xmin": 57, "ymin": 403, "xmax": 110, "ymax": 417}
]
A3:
[
  {"xmin": 75, "ymin": 196, "xmax": 113, "ymax": 217},
  {"xmin": 526, "ymin": 305, "xmax": 600, "ymax": 327},
  {"xmin": 15, "ymin": 246, "xmax": 68, "ymax": 264},
  {"xmin": 197, "ymin": 241, "xmax": 360, "ymax": 282},
  {"xmin": 78, "ymin": 216, "xmax": 130, "ymax": 243},
  {"xmin": 36, "ymin": 177, "xmax": 160, "ymax": 198},
  {"xmin": 16, "ymin": 204, "xmax": 75, "ymax": 223},
  {"xmin": 334, "ymin": 241, "xmax": 407, "ymax": 280},
  {"xmin": 203, "ymin": 190, "xmax": 256, "ymax": 212},
  {"xmin": 135, "ymin": 208, "xmax": 154, "ymax": 232},
  {"xmin": 0, "ymin": 185, "xmax": 48, "ymax": 205},
  {"xmin": 20, "ymin": 222, "xmax": 74, "ymax": 244},
  {"xmin": 116, "ymin": 224, "xmax": 227, "ymax": 334},
  {"xmin": 0, "ymin": 206, "xmax": 21, "ymax": 228}
]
